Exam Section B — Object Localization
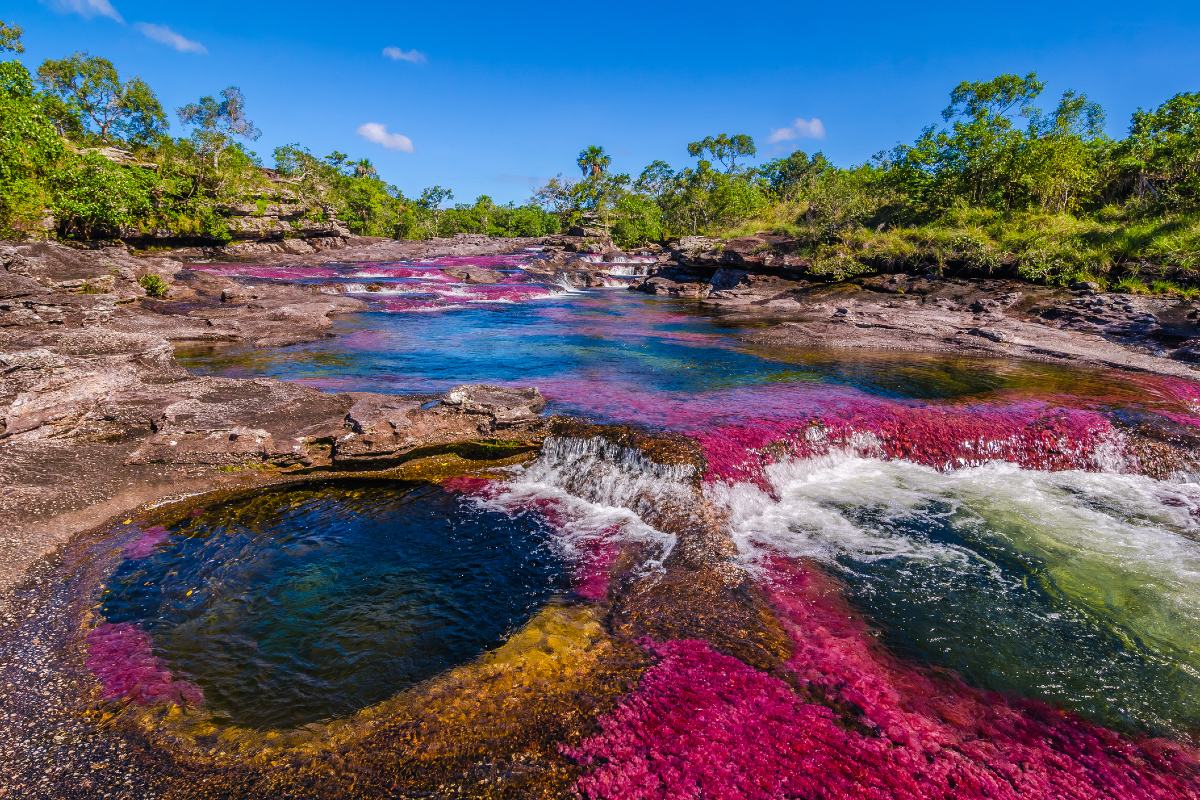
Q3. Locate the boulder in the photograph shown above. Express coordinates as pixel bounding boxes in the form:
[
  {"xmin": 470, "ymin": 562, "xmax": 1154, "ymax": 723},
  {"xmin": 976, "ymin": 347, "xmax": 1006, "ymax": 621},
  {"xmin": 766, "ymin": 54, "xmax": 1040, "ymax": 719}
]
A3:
[
  {"xmin": 1172, "ymin": 339, "xmax": 1200, "ymax": 363},
  {"xmin": 671, "ymin": 236, "xmax": 722, "ymax": 262},
  {"xmin": 440, "ymin": 384, "xmax": 546, "ymax": 427}
]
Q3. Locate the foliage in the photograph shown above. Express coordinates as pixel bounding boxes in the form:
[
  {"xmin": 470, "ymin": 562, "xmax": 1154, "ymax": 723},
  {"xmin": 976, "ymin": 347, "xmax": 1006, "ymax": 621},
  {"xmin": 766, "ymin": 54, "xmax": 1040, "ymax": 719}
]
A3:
[
  {"xmin": 138, "ymin": 273, "xmax": 169, "ymax": 298},
  {"xmin": 37, "ymin": 53, "xmax": 166, "ymax": 144},
  {"xmin": 50, "ymin": 151, "xmax": 151, "ymax": 239},
  {"xmin": 0, "ymin": 20, "xmax": 23, "ymax": 54},
  {"xmin": 0, "ymin": 53, "xmax": 62, "ymax": 235},
  {"xmin": 1, "ymin": 18, "xmax": 1199, "ymax": 294},
  {"xmin": 687, "ymin": 133, "xmax": 756, "ymax": 173},
  {"xmin": 576, "ymin": 145, "xmax": 611, "ymax": 177},
  {"xmin": 178, "ymin": 86, "xmax": 261, "ymax": 168}
]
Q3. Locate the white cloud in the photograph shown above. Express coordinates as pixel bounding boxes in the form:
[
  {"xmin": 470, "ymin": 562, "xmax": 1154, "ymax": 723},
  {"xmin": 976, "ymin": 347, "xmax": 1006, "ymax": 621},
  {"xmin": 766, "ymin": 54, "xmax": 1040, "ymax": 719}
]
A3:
[
  {"xmin": 44, "ymin": 0, "xmax": 124, "ymax": 23},
  {"xmin": 382, "ymin": 46, "xmax": 427, "ymax": 64},
  {"xmin": 357, "ymin": 122, "xmax": 414, "ymax": 153},
  {"xmin": 767, "ymin": 117, "xmax": 826, "ymax": 143},
  {"xmin": 135, "ymin": 23, "xmax": 207, "ymax": 54}
]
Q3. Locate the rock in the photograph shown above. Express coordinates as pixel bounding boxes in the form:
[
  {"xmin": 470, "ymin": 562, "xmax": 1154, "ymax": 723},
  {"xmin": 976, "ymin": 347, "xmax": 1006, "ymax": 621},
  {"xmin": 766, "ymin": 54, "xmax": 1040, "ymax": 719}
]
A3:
[
  {"xmin": 637, "ymin": 276, "xmax": 711, "ymax": 299},
  {"xmin": 0, "ymin": 272, "xmax": 48, "ymax": 301},
  {"xmin": 330, "ymin": 386, "xmax": 545, "ymax": 469},
  {"xmin": 710, "ymin": 268, "xmax": 749, "ymax": 292},
  {"xmin": 440, "ymin": 384, "xmax": 545, "ymax": 426},
  {"xmin": 1071, "ymin": 280, "xmax": 1102, "ymax": 293},
  {"xmin": 444, "ymin": 265, "xmax": 506, "ymax": 284},
  {"xmin": 567, "ymin": 225, "xmax": 609, "ymax": 239},
  {"xmin": 1172, "ymin": 339, "xmax": 1200, "ymax": 363},
  {"xmin": 671, "ymin": 236, "xmax": 722, "ymax": 262},
  {"xmin": 966, "ymin": 327, "xmax": 1010, "ymax": 343}
]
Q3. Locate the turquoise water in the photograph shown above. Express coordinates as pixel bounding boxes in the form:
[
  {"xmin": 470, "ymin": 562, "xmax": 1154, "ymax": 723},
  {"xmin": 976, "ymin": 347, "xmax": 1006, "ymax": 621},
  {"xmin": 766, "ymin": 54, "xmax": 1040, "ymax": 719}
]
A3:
[
  {"xmin": 176, "ymin": 289, "xmax": 1169, "ymax": 418},
  {"xmin": 170, "ymin": 267, "xmax": 1200, "ymax": 741},
  {"xmin": 99, "ymin": 481, "xmax": 567, "ymax": 729}
]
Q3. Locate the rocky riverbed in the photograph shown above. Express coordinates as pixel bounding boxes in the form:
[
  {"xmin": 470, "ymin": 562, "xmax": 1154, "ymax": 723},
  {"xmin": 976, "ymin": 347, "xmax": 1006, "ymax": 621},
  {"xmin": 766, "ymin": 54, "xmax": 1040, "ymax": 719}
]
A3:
[
  {"xmin": 0, "ymin": 236, "xmax": 558, "ymax": 606},
  {"xmin": 3, "ymin": 232, "xmax": 1198, "ymax": 602},
  {"xmin": 2, "ymin": 234, "xmax": 1199, "ymax": 799}
]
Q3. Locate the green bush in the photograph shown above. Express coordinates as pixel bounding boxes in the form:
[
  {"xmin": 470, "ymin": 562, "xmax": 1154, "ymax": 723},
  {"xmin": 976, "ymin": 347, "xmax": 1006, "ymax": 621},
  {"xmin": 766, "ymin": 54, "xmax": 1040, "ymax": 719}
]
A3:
[{"xmin": 138, "ymin": 272, "xmax": 169, "ymax": 298}]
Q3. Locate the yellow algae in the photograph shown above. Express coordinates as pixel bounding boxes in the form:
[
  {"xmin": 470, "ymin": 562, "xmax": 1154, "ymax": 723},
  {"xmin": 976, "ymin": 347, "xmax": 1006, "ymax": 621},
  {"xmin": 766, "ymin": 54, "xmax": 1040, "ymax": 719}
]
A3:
[{"xmin": 105, "ymin": 603, "xmax": 646, "ymax": 798}]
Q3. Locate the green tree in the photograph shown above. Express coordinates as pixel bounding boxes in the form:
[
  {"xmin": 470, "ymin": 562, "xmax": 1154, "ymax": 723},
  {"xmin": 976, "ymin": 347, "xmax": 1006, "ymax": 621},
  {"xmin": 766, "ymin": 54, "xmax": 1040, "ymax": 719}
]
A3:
[
  {"xmin": 50, "ymin": 151, "xmax": 152, "ymax": 239},
  {"xmin": 1021, "ymin": 90, "xmax": 1106, "ymax": 212},
  {"xmin": 37, "ymin": 53, "xmax": 166, "ymax": 144},
  {"xmin": 0, "ymin": 31, "xmax": 63, "ymax": 235},
  {"xmin": 634, "ymin": 160, "xmax": 676, "ymax": 199},
  {"xmin": 418, "ymin": 185, "xmax": 454, "ymax": 235},
  {"xmin": 0, "ymin": 20, "xmax": 23, "ymax": 54},
  {"xmin": 611, "ymin": 192, "xmax": 663, "ymax": 247},
  {"xmin": 1120, "ymin": 91, "xmax": 1200, "ymax": 208},
  {"xmin": 576, "ymin": 145, "xmax": 611, "ymax": 177},
  {"xmin": 687, "ymin": 133, "xmax": 756, "ymax": 173},
  {"xmin": 759, "ymin": 150, "xmax": 832, "ymax": 200},
  {"xmin": 178, "ymin": 86, "xmax": 261, "ymax": 168}
]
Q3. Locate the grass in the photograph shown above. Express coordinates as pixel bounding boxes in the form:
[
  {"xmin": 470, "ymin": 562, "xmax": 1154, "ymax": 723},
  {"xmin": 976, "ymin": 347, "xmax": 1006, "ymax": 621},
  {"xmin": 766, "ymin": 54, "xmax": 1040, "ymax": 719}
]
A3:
[{"xmin": 711, "ymin": 204, "xmax": 1200, "ymax": 294}]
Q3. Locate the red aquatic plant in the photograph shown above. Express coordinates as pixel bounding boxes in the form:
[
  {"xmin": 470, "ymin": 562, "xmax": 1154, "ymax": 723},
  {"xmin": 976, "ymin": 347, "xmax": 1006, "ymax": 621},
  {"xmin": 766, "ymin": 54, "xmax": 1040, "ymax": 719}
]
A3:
[
  {"xmin": 571, "ymin": 535, "xmax": 621, "ymax": 602},
  {"xmin": 85, "ymin": 622, "xmax": 203, "ymax": 707},
  {"xmin": 121, "ymin": 525, "xmax": 169, "ymax": 559},
  {"xmin": 566, "ymin": 558, "xmax": 1200, "ymax": 799},
  {"xmin": 694, "ymin": 398, "xmax": 1118, "ymax": 485}
]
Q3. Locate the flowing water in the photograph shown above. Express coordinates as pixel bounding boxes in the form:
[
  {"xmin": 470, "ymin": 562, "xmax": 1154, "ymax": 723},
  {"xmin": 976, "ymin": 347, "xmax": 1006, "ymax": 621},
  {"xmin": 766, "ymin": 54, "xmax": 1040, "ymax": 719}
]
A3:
[{"xmin": 92, "ymin": 254, "xmax": 1200, "ymax": 795}]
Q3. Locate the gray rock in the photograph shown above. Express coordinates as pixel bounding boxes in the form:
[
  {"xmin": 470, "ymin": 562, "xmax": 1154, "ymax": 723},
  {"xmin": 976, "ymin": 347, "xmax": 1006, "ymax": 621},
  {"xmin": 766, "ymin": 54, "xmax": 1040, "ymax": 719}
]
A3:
[
  {"xmin": 966, "ymin": 327, "xmax": 1010, "ymax": 343},
  {"xmin": 440, "ymin": 384, "xmax": 546, "ymax": 426},
  {"xmin": 1172, "ymin": 339, "xmax": 1200, "ymax": 363}
]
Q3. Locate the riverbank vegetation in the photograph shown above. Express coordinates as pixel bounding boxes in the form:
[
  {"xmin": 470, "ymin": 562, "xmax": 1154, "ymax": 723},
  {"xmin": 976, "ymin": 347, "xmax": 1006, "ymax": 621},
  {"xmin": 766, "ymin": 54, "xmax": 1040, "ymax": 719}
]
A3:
[
  {"xmin": 2, "ymin": 18, "xmax": 1197, "ymax": 291},
  {"xmin": 548, "ymin": 73, "xmax": 1200, "ymax": 291},
  {"xmin": 0, "ymin": 21, "xmax": 557, "ymax": 244}
]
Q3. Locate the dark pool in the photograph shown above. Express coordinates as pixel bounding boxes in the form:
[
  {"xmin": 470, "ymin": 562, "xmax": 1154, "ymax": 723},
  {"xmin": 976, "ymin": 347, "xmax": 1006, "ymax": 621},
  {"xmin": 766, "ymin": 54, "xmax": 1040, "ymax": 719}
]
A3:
[{"xmin": 98, "ymin": 481, "xmax": 567, "ymax": 729}]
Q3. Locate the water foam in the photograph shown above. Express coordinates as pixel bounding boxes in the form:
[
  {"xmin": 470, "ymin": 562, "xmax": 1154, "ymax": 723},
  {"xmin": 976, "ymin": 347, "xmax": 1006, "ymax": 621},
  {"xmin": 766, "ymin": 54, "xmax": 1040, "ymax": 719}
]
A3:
[{"xmin": 480, "ymin": 436, "xmax": 684, "ymax": 568}]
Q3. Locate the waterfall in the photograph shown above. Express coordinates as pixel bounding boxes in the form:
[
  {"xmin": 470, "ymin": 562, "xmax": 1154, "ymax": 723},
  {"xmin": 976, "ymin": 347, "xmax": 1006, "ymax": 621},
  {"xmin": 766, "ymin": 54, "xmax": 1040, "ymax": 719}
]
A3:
[{"xmin": 480, "ymin": 435, "xmax": 687, "ymax": 565}]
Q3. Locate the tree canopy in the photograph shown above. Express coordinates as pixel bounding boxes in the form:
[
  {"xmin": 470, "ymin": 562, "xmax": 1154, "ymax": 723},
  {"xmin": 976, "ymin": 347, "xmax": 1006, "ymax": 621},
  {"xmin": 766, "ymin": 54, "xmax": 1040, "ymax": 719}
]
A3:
[
  {"xmin": 1, "ymin": 20, "xmax": 1199, "ymax": 293},
  {"xmin": 37, "ymin": 53, "xmax": 165, "ymax": 144}
]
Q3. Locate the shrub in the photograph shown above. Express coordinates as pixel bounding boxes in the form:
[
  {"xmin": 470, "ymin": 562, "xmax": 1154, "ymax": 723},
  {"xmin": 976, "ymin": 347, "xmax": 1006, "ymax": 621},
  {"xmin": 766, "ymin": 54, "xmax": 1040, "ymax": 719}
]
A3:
[{"xmin": 138, "ymin": 273, "xmax": 169, "ymax": 298}]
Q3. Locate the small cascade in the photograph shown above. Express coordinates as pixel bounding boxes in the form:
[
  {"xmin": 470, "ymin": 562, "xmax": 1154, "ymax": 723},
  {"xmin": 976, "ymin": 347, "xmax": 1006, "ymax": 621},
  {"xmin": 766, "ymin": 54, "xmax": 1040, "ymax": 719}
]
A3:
[
  {"xmin": 604, "ymin": 263, "xmax": 653, "ymax": 278},
  {"xmin": 478, "ymin": 435, "xmax": 687, "ymax": 565}
]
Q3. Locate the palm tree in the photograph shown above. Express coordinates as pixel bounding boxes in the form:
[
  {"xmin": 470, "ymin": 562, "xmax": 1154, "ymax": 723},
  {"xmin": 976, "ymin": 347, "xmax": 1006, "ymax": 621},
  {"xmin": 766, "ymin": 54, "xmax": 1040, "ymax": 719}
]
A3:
[
  {"xmin": 576, "ymin": 145, "xmax": 611, "ymax": 178},
  {"xmin": 353, "ymin": 158, "xmax": 377, "ymax": 179}
]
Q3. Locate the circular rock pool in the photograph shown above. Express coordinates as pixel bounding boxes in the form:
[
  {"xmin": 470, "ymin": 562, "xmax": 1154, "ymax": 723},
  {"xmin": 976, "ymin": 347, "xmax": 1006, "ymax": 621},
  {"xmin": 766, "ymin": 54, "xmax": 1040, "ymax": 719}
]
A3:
[{"xmin": 95, "ymin": 480, "xmax": 568, "ymax": 729}]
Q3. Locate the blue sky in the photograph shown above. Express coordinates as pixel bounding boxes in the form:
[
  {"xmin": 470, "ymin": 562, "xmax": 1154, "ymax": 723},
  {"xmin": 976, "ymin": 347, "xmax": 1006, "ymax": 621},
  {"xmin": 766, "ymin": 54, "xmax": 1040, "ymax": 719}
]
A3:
[{"xmin": 10, "ymin": 1, "xmax": 1200, "ymax": 203}]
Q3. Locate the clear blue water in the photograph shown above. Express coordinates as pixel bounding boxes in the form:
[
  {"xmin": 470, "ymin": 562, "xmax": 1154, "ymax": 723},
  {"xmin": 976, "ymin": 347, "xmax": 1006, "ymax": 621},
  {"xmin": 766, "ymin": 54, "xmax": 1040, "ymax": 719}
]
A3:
[
  {"xmin": 100, "ymin": 481, "xmax": 567, "ymax": 729},
  {"xmin": 176, "ymin": 289, "xmax": 1129, "ymax": 419}
]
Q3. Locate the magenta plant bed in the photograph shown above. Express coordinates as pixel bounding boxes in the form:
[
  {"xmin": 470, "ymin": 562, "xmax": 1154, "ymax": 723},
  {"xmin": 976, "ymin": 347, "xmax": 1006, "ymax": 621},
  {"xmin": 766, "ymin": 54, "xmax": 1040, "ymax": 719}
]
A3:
[
  {"xmin": 85, "ymin": 622, "xmax": 204, "ymax": 707},
  {"xmin": 566, "ymin": 559, "xmax": 1200, "ymax": 799},
  {"xmin": 187, "ymin": 256, "xmax": 563, "ymax": 314},
  {"xmin": 693, "ymin": 397, "xmax": 1119, "ymax": 485}
]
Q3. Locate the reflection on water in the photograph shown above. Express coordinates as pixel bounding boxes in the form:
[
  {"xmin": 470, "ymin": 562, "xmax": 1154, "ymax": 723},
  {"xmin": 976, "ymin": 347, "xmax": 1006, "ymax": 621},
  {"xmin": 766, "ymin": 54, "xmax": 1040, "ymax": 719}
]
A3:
[
  {"xmin": 165, "ymin": 261, "xmax": 1200, "ymax": 779},
  {"xmin": 98, "ymin": 481, "xmax": 567, "ymax": 729},
  {"xmin": 177, "ymin": 288, "xmax": 1194, "ymax": 422}
]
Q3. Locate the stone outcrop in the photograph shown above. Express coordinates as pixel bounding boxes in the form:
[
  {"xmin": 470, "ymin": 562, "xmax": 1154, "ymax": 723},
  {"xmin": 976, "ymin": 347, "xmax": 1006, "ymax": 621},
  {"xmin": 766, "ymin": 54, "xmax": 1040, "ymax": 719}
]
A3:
[
  {"xmin": 629, "ymin": 233, "xmax": 1200, "ymax": 368},
  {"xmin": 0, "ymin": 239, "xmax": 553, "ymax": 604},
  {"xmin": 333, "ymin": 386, "xmax": 546, "ymax": 468}
]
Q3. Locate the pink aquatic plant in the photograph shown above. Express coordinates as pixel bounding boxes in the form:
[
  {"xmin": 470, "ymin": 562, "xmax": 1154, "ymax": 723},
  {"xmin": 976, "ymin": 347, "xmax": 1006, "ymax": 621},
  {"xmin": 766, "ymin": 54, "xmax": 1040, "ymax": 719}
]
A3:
[
  {"xmin": 571, "ymin": 535, "xmax": 621, "ymax": 602},
  {"xmin": 693, "ymin": 397, "xmax": 1118, "ymax": 485},
  {"xmin": 188, "ymin": 264, "xmax": 342, "ymax": 280},
  {"xmin": 565, "ymin": 558, "xmax": 1200, "ymax": 799},
  {"xmin": 439, "ymin": 475, "xmax": 498, "ymax": 496},
  {"xmin": 121, "ymin": 525, "xmax": 169, "ymax": 559},
  {"xmin": 85, "ymin": 622, "xmax": 203, "ymax": 707},
  {"xmin": 347, "ymin": 266, "xmax": 456, "ymax": 281},
  {"xmin": 527, "ymin": 379, "xmax": 1123, "ymax": 483}
]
